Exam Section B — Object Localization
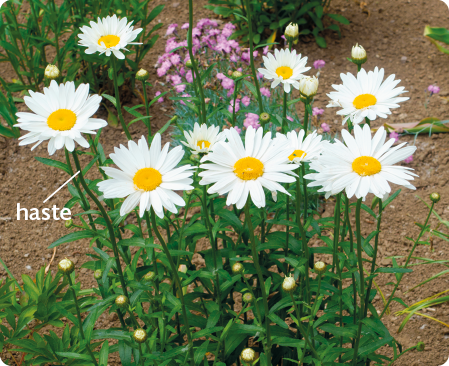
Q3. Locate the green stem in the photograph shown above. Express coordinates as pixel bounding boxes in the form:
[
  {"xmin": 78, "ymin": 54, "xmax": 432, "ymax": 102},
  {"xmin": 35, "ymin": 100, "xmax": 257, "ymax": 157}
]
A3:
[
  {"xmin": 244, "ymin": 0, "xmax": 264, "ymax": 116},
  {"xmin": 150, "ymin": 209, "xmax": 195, "ymax": 366},
  {"xmin": 303, "ymin": 101, "xmax": 309, "ymax": 132},
  {"xmin": 295, "ymin": 170, "xmax": 301, "ymax": 241},
  {"xmin": 67, "ymin": 275, "xmax": 99, "ymax": 366},
  {"xmin": 344, "ymin": 195, "xmax": 358, "ymax": 326},
  {"xmin": 285, "ymin": 187, "xmax": 290, "ymax": 273},
  {"xmin": 244, "ymin": 199, "xmax": 271, "ymax": 365},
  {"xmin": 141, "ymin": 80, "xmax": 151, "ymax": 138},
  {"xmin": 282, "ymin": 90, "xmax": 288, "ymax": 133},
  {"xmin": 301, "ymin": 164, "xmax": 308, "ymax": 224},
  {"xmin": 232, "ymin": 81, "xmax": 239, "ymax": 126},
  {"xmin": 111, "ymin": 57, "xmax": 132, "ymax": 140}
]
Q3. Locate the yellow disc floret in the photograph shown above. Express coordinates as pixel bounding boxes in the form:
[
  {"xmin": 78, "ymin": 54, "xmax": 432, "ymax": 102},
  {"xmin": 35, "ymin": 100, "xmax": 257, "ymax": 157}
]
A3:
[
  {"xmin": 352, "ymin": 156, "xmax": 381, "ymax": 176},
  {"xmin": 234, "ymin": 157, "xmax": 264, "ymax": 181},
  {"xmin": 288, "ymin": 149, "xmax": 307, "ymax": 161},
  {"xmin": 98, "ymin": 35, "xmax": 121, "ymax": 48},
  {"xmin": 47, "ymin": 109, "xmax": 77, "ymax": 131},
  {"xmin": 196, "ymin": 140, "xmax": 211, "ymax": 149},
  {"xmin": 353, "ymin": 94, "xmax": 377, "ymax": 109},
  {"xmin": 275, "ymin": 66, "xmax": 293, "ymax": 80},
  {"xmin": 133, "ymin": 168, "xmax": 162, "ymax": 191}
]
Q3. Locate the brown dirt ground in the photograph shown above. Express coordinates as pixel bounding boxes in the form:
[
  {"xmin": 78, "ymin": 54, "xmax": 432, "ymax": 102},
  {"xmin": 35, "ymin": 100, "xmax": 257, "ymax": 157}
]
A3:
[{"xmin": 1, "ymin": 0, "xmax": 449, "ymax": 365}]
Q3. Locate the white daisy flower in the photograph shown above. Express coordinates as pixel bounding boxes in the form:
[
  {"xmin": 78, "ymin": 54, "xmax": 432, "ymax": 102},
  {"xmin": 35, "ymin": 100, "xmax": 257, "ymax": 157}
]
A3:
[
  {"xmin": 273, "ymin": 130, "xmax": 323, "ymax": 165},
  {"xmin": 199, "ymin": 126, "xmax": 296, "ymax": 209},
  {"xmin": 258, "ymin": 48, "xmax": 310, "ymax": 93},
  {"xmin": 78, "ymin": 14, "xmax": 142, "ymax": 59},
  {"xmin": 304, "ymin": 124, "xmax": 417, "ymax": 200},
  {"xmin": 181, "ymin": 123, "xmax": 226, "ymax": 154},
  {"xmin": 97, "ymin": 134, "xmax": 194, "ymax": 218},
  {"xmin": 327, "ymin": 67, "xmax": 409, "ymax": 125},
  {"xmin": 16, "ymin": 80, "xmax": 107, "ymax": 155}
]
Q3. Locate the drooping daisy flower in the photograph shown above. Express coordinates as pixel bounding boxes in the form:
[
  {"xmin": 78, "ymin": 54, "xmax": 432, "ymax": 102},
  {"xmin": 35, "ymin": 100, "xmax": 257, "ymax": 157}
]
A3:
[
  {"xmin": 97, "ymin": 134, "xmax": 194, "ymax": 218},
  {"xmin": 199, "ymin": 126, "xmax": 296, "ymax": 208},
  {"xmin": 78, "ymin": 14, "xmax": 142, "ymax": 59},
  {"xmin": 181, "ymin": 123, "xmax": 226, "ymax": 154},
  {"xmin": 274, "ymin": 130, "xmax": 323, "ymax": 165},
  {"xmin": 258, "ymin": 48, "xmax": 310, "ymax": 93},
  {"xmin": 327, "ymin": 67, "xmax": 409, "ymax": 125},
  {"xmin": 16, "ymin": 80, "xmax": 107, "ymax": 155},
  {"xmin": 304, "ymin": 124, "xmax": 417, "ymax": 200}
]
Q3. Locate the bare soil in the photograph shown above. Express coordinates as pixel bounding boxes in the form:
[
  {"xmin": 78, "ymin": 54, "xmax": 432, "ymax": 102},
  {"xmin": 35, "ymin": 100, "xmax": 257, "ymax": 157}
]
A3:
[{"xmin": 1, "ymin": 0, "xmax": 449, "ymax": 365}]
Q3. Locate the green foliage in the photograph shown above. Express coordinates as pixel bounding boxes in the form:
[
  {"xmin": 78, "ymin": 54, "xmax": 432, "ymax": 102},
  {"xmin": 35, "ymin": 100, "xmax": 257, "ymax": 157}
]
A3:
[
  {"xmin": 424, "ymin": 25, "xmax": 449, "ymax": 55},
  {"xmin": 205, "ymin": 0, "xmax": 349, "ymax": 47}
]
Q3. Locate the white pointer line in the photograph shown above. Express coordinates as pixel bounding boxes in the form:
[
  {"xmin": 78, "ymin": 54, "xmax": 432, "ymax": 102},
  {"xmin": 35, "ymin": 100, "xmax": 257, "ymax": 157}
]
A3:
[{"xmin": 43, "ymin": 171, "xmax": 80, "ymax": 204}]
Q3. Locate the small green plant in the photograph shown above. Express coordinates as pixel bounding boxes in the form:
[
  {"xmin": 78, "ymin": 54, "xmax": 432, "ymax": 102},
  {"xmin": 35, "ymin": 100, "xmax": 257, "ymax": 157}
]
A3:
[
  {"xmin": 205, "ymin": 0, "xmax": 349, "ymax": 47},
  {"xmin": 424, "ymin": 25, "xmax": 449, "ymax": 55}
]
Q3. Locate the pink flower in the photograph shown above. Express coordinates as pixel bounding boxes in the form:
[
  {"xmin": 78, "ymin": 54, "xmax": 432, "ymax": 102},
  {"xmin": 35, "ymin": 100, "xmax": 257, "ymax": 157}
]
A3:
[
  {"xmin": 242, "ymin": 96, "xmax": 251, "ymax": 107},
  {"xmin": 227, "ymin": 88, "xmax": 235, "ymax": 98},
  {"xmin": 263, "ymin": 46, "xmax": 269, "ymax": 55},
  {"xmin": 222, "ymin": 23, "xmax": 235, "ymax": 38},
  {"xmin": 312, "ymin": 107, "xmax": 324, "ymax": 116},
  {"xmin": 170, "ymin": 74, "xmax": 182, "ymax": 85},
  {"xmin": 165, "ymin": 37, "xmax": 178, "ymax": 53},
  {"xmin": 192, "ymin": 27, "xmax": 202, "ymax": 37},
  {"xmin": 260, "ymin": 87, "xmax": 271, "ymax": 98},
  {"xmin": 244, "ymin": 113, "xmax": 260, "ymax": 129},
  {"xmin": 180, "ymin": 93, "xmax": 191, "ymax": 106},
  {"xmin": 186, "ymin": 70, "xmax": 193, "ymax": 83},
  {"xmin": 321, "ymin": 123, "xmax": 330, "ymax": 133},
  {"xmin": 175, "ymin": 84, "xmax": 186, "ymax": 93},
  {"xmin": 389, "ymin": 132, "xmax": 400, "ymax": 143},
  {"xmin": 181, "ymin": 23, "xmax": 189, "ymax": 30},
  {"xmin": 166, "ymin": 24, "xmax": 178, "ymax": 36},
  {"xmin": 155, "ymin": 91, "xmax": 164, "ymax": 103},
  {"xmin": 287, "ymin": 116, "xmax": 293, "ymax": 122},
  {"xmin": 234, "ymin": 126, "xmax": 242, "ymax": 134},
  {"xmin": 157, "ymin": 66, "xmax": 169, "ymax": 77},
  {"xmin": 216, "ymin": 73, "xmax": 226, "ymax": 80},
  {"xmin": 241, "ymin": 51, "xmax": 250, "ymax": 63},
  {"xmin": 313, "ymin": 60, "xmax": 326, "ymax": 69},
  {"xmin": 257, "ymin": 72, "xmax": 263, "ymax": 80},
  {"xmin": 404, "ymin": 155, "xmax": 413, "ymax": 164},
  {"xmin": 221, "ymin": 77, "xmax": 235, "ymax": 90},
  {"xmin": 230, "ymin": 54, "xmax": 239, "ymax": 62},
  {"xmin": 170, "ymin": 54, "xmax": 181, "ymax": 66},
  {"xmin": 428, "ymin": 85, "xmax": 440, "ymax": 94},
  {"xmin": 228, "ymin": 98, "xmax": 240, "ymax": 113}
]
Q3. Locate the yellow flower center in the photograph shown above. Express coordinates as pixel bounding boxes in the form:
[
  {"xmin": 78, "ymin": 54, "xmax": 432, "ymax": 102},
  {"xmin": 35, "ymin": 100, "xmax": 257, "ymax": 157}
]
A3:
[
  {"xmin": 98, "ymin": 35, "xmax": 121, "ymax": 48},
  {"xmin": 196, "ymin": 140, "xmax": 211, "ymax": 149},
  {"xmin": 353, "ymin": 94, "xmax": 377, "ymax": 109},
  {"xmin": 234, "ymin": 157, "xmax": 264, "ymax": 181},
  {"xmin": 288, "ymin": 149, "xmax": 307, "ymax": 161},
  {"xmin": 352, "ymin": 156, "xmax": 381, "ymax": 176},
  {"xmin": 275, "ymin": 66, "xmax": 293, "ymax": 80},
  {"xmin": 47, "ymin": 109, "xmax": 77, "ymax": 131},
  {"xmin": 133, "ymin": 168, "xmax": 162, "ymax": 191}
]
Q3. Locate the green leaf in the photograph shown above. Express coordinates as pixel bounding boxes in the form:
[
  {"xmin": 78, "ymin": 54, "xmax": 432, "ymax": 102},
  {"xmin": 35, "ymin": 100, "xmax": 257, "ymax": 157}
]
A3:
[
  {"xmin": 327, "ymin": 13, "xmax": 350, "ymax": 25},
  {"xmin": 48, "ymin": 230, "xmax": 96, "ymax": 249},
  {"xmin": 56, "ymin": 352, "xmax": 92, "ymax": 361},
  {"xmin": 102, "ymin": 93, "xmax": 117, "ymax": 108},
  {"xmin": 194, "ymin": 339, "xmax": 210, "ymax": 366},
  {"xmin": 99, "ymin": 341, "xmax": 109, "ymax": 366},
  {"xmin": 375, "ymin": 268, "xmax": 413, "ymax": 274},
  {"xmin": 35, "ymin": 157, "xmax": 71, "ymax": 174}
]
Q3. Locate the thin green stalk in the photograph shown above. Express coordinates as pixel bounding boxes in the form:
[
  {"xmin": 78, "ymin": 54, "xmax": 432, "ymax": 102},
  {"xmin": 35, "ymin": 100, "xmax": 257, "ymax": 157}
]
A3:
[
  {"xmin": 244, "ymin": 199, "xmax": 271, "ymax": 365},
  {"xmin": 141, "ymin": 80, "xmax": 151, "ymax": 138},
  {"xmin": 232, "ymin": 81, "xmax": 239, "ymax": 126},
  {"xmin": 300, "ymin": 165, "xmax": 308, "ymax": 224},
  {"xmin": 71, "ymin": 150, "xmax": 130, "ymax": 300},
  {"xmin": 150, "ymin": 209, "xmax": 195, "ymax": 366},
  {"xmin": 303, "ymin": 100, "xmax": 309, "ymax": 132},
  {"xmin": 282, "ymin": 90, "xmax": 288, "ymax": 133},
  {"xmin": 111, "ymin": 57, "xmax": 132, "ymax": 140},
  {"xmin": 295, "ymin": 170, "xmax": 301, "ymax": 240},
  {"xmin": 285, "ymin": 188, "xmax": 290, "ymax": 273},
  {"xmin": 296, "ymin": 197, "xmax": 311, "ymax": 304},
  {"xmin": 67, "ymin": 275, "xmax": 99, "ymax": 366},
  {"xmin": 344, "ymin": 195, "xmax": 358, "ymax": 325},
  {"xmin": 244, "ymin": 0, "xmax": 264, "ymax": 116},
  {"xmin": 188, "ymin": 0, "xmax": 207, "ymax": 125},
  {"xmin": 352, "ymin": 198, "xmax": 365, "ymax": 366},
  {"xmin": 380, "ymin": 201, "xmax": 435, "ymax": 318}
]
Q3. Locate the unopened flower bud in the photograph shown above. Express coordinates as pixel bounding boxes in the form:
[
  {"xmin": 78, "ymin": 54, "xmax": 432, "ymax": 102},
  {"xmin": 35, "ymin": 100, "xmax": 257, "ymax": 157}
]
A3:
[
  {"xmin": 185, "ymin": 59, "xmax": 193, "ymax": 68},
  {"xmin": 285, "ymin": 23, "xmax": 299, "ymax": 41},
  {"xmin": 115, "ymin": 295, "xmax": 129, "ymax": 309},
  {"xmin": 179, "ymin": 264, "xmax": 187, "ymax": 273},
  {"xmin": 259, "ymin": 112, "xmax": 271, "ymax": 124},
  {"xmin": 133, "ymin": 328, "xmax": 148, "ymax": 343},
  {"xmin": 93, "ymin": 269, "xmax": 103, "ymax": 280},
  {"xmin": 65, "ymin": 219, "xmax": 73, "ymax": 228},
  {"xmin": 204, "ymin": 98, "xmax": 211, "ymax": 104},
  {"xmin": 430, "ymin": 192, "xmax": 440, "ymax": 203},
  {"xmin": 190, "ymin": 154, "xmax": 199, "ymax": 162},
  {"xmin": 314, "ymin": 261, "xmax": 326, "ymax": 275},
  {"xmin": 116, "ymin": 9, "xmax": 122, "ymax": 15},
  {"xmin": 136, "ymin": 68, "xmax": 150, "ymax": 81},
  {"xmin": 242, "ymin": 292, "xmax": 254, "ymax": 304},
  {"xmin": 299, "ymin": 76, "xmax": 319, "ymax": 98},
  {"xmin": 45, "ymin": 64, "xmax": 60, "ymax": 80},
  {"xmin": 241, "ymin": 348, "xmax": 256, "ymax": 363},
  {"xmin": 232, "ymin": 262, "xmax": 244, "ymax": 274},
  {"xmin": 351, "ymin": 44, "xmax": 367, "ymax": 65},
  {"xmin": 416, "ymin": 341, "xmax": 425, "ymax": 352},
  {"xmin": 58, "ymin": 258, "xmax": 74, "ymax": 274},
  {"xmin": 232, "ymin": 70, "xmax": 243, "ymax": 80},
  {"xmin": 282, "ymin": 275, "xmax": 297, "ymax": 292},
  {"xmin": 143, "ymin": 271, "xmax": 156, "ymax": 282}
]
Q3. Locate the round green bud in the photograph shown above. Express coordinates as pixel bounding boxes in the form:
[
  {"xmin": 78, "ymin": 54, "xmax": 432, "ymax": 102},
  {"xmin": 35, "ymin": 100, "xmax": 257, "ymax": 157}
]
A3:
[
  {"xmin": 314, "ymin": 261, "xmax": 327, "ymax": 275},
  {"xmin": 116, "ymin": 9, "xmax": 123, "ymax": 15},
  {"xmin": 136, "ymin": 68, "xmax": 150, "ymax": 81},
  {"xmin": 64, "ymin": 219, "xmax": 73, "ymax": 228},
  {"xmin": 143, "ymin": 271, "xmax": 156, "ymax": 282},
  {"xmin": 133, "ymin": 328, "xmax": 148, "ymax": 343},
  {"xmin": 232, "ymin": 262, "xmax": 244, "ymax": 274},
  {"xmin": 185, "ymin": 59, "xmax": 193, "ymax": 69},
  {"xmin": 44, "ymin": 64, "xmax": 60, "ymax": 80},
  {"xmin": 242, "ymin": 292, "xmax": 254, "ymax": 304},
  {"xmin": 416, "ymin": 341, "xmax": 425, "ymax": 352},
  {"xmin": 430, "ymin": 192, "xmax": 440, "ymax": 203},
  {"xmin": 232, "ymin": 70, "xmax": 243, "ymax": 80},
  {"xmin": 282, "ymin": 275, "xmax": 297, "ymax": 292},
  {"xmin": 241, "ymin": 348, "xmax": 256, "ymax": 363},
  {"xmin": 115, "ymin": 295, "xmax": 129, "ymax": 309},
  {"xmin": 259, "ymin": 112, "xmax": 271, "ymax": 124},
  {"xmin": 93, "ymin": 269, "xmax": 103, "ymax": 280},
  {"xmin": 58, "ymin": 258, "xmax": 74, "ymax": 274}
]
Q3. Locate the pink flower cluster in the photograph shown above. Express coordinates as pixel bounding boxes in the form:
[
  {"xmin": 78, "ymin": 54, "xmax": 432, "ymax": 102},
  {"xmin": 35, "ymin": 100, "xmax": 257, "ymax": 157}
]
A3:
[
  {"xmin": 312, "ymin": 107, "xmax": 324, "ymax": 116},
  {"xmin": 389, "ymin": 131, "xmax": 400, "ymax": 143},
  {"xmin": 313, "ymin": 60, "xmax": 325, "ymax": 70},
  {"xmin": 428, "ymin": 85, "xmax": 440, "ymax": 94},
  {"xmin": 321, "ymin": 123, "xmax": 330, "ymax": 132},
  {"xmin": 244, "ymin": 113, "xmax": 260, "ymax": 129}
]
